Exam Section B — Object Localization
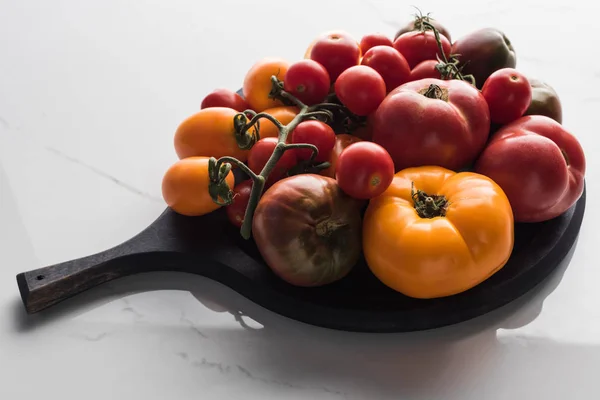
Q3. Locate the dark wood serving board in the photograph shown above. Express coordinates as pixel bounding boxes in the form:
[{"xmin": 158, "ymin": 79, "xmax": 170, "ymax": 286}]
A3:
[{"xmin": 15, "ymin": 179, "xmax": 586, "ymax": 332}]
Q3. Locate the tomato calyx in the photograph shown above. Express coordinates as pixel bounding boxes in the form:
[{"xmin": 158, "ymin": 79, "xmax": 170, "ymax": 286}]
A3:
[
  {"xmin": 420, "ymin": 84, "xmax": 448, "ymax": 101},
  {"xmin": 411, "ymin": 182, "xmax": 448, "ymax": 218}
]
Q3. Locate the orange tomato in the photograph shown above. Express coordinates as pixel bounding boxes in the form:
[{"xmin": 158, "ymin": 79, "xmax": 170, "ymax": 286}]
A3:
[
  {"xmin": 162, "ymin": 156, "xmax": 235, "ymax": 217},
  {"xmin": 320, "ymin": 133, "xmax": 362, "ymax": 178},
  {"xmin": 174, "ymin": 107, "xmax": 248, "ymax": 161},
  {"xmin": 363, "ymin": 166, "xmax": 514, "ymax": 298},
  {"xmin": 243, "ymin": 58, "xmax": 290, "ymax": 112},
  {"xmin": 257, "ymin": 106, "xmax": 299, "ymax": 140}
]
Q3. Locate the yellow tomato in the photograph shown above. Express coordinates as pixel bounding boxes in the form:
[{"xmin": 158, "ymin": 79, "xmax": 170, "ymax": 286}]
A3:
[
  {"xmin": 257, "ymin": 106, "xmax": 299, "ymax": 140},
  {"xmin": 242, "ymin": 58, "xmax": 290, "ymax": 112}
]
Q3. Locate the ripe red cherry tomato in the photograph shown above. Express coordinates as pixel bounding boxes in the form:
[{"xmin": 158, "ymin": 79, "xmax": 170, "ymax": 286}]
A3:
[
  {"xmin": 226, "ymin": 179, "xmax": 254, "ymax": 228},
  {"xmin": 290, "ymin": 120, "xmax": 336, "ymax": 162},
  {"xmin": 309, "ymin": 31, "xmax": 361, "ymax": 81},
  {"xmin": 393, "ymin": 31, "xmax": 451, "ymax": 69},
  {"xmin": 336, "ymin": 142, "xmax": 395, "ymax": 199},
  {"xmin": 248, "ymin": 137, "xmax": 298, "ymax": 186},
  {"xmin": 284, "ymin": 60, "xmax": 331, "ymax": 105},
  {"xmin": 410, "ymin": 59, "xmax": 443, "ymax": 81},
  {"xmin": 359, "ymin": 33, "xmax": 393, "ymax": 54},
  {"xmin": 481, "ymin": 68, "xmax": 532, "ymax": 125},
  {"xmin": 360, "ymin": 46, "xmax": 411, "ymax": 93},
  {"xmin": 335, "ymin": 65, "xmax": 386, "ymax": 116},
  {"xmin": 201, "ymin": 88, "xmax": 250, "ymax": 112}
]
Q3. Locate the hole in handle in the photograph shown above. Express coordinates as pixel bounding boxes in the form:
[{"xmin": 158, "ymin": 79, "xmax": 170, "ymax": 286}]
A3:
[{"xmin": 36, "ymin": 275, "xmax": 45, "ymax": 281}]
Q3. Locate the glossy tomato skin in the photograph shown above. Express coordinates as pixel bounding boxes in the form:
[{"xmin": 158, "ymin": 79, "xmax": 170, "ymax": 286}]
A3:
[
  {"xmin": 410, "ymin": 59, "xmax": 443, "ymax": 81},
  {"xmin": 395, "ymin": 17, "xmax": 451, "ymax": 42},
  {"xmin": 372, "ymin": 78, "xmax": 490, "ymax": 171},
  {"xmin": 481, "ymin": 68, "xmax": 532, "ymax": 124},
  {"xmin": 201, "ymin": 89, "xmax": 250, "ymax": 112},
  {"xmin": 335, "ymin": 65, "xmax": 386, "ymax": 116},
  {"xmin": 335, "ymin": 142, "xmax": 395, "ymax": 199},
  {"xmin": 225, "ymin": 179, "xmax": 253, "ymax": 228},
  {"xmin": 309, "ymin": 31, "xmax": 361, "ymax": 82},
  {"xmin": 283, "ymin": 60, "xmax": 330, "ymax": 105},
  {"xmin": 360, "ymin": 46, "xmax": 411, "ymax": 93},
  {"xmin": 451, "ymin": 28, "xmax": 516, "ymax": 89},
  {"xmin": 359, "ymin": 33, "xmax": 393, "ymax": 54},
  {"xmin": 524, "ymin": 78, "xmax": 563, "ymax": 124},
  {"xmin": 474, "ymin": 115, "xmax": 586, "ymax": 222},
  {"xmin": 162, "ymin": 156, "xmax": 235, "ymax": 217},
  {"xmin": 257, "ymin": 106, "xmax": 299, "ymax": 140},
  {"xmin": 252, "ymin": 174, "xmax": 363, "ymax": 287},
  {"xmin": 248, "ymin": 137, "xmax": 297, "ymax": 186},
  {"xmin": 320, "ymin": 133, "xmax": 362, "ymax": 178},
  {"xmin": 174, "ymin": 107, "xmax": 249, "ymax": 161},
  {"xmin": 363, "ymin": 166, "xmax": 514, "ymax": 298},
  {"xmin": 393, "ymin": 31, "xmax": 451, "ymax": 69},
  {"xmin": 290, "ymin": 120, "xmax": 336, "ymax": 162},
  {"xmin": 243, "ymin": 58, "xmax": 290, "ymax": 112}
]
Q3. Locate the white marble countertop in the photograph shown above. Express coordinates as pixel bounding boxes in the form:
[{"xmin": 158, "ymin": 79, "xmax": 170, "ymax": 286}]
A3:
[{"xmin": 1, "ymin": 0, "xmax": 599, "ymax": 399}]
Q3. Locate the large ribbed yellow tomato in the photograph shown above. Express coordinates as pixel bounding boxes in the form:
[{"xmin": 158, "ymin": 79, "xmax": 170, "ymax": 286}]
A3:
[{"xmin": 362, "ymin": 166, "xmax": 514, "ymax": 298}]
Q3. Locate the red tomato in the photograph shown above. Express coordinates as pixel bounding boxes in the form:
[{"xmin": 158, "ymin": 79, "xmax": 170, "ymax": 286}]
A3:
[
  {"xmin": 320, "ymin": 133, "xmax": 363, "ymax": 178},
  {"xmin": 395, "ymin": 17, "xmax": 452, "ymax": 42},
  {"xmin": 290, "ymin": 120, "xmax": 336, "ymax": 162},
  {"xmin": 410, "ymin": 59, "xmax": 443, "ymax": 81},
  {"xmin": 474, "ymin": 115, "xmax": 586, "ymax": 222},
  {"xmin": 309, "ymin": 31, "xmax": 361, "ymax": 81},
  {"xmin": 201, "ymin": 89, "xmax": 250, "ymax": 112},
  {"xmin": 225, "ymin": 179, "xmax": 254, "ymax": 228},
  {"xmin": 283, "ymin": 60, "xmax": 331, "ymax": 105},
  {"xmin": 359, "ymin": 33, "xmax": 393, "ymax": 54},
  {"xmin": 335, "ymin": 65, "xmax": 386, "ymax": 116},
  {"xmin": 372, "ymin": 78, "xmax": 490, "ymax": 171},
  {"xmin": 481, "ymin": 68, "xmax": 532, "ymax": 125},
  {"xmin": 393, "ymin": 31, "xmax": 451, "ymax": 69},
  {"xmin": 360, "ymin": 46, "xmax": 411, "ymax": 93},
  {"xmin": 335, "ymin": 142, "xmax": 394, "ymax": 199},
  {"xmin": 248, "ymin": 137, "xmax": 298, "ymax": 186}
]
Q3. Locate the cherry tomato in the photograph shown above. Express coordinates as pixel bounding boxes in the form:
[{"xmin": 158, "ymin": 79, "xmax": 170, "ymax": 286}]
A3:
[
  {"xmin": 393, "ymin": 30, "xmax": 451, "ymax": 69},
  {"xmin": 248, "ymin": 137, "xmax": 297, "ymax": 186},
  {"xmin": 410, "ymin": 59, "xmax": 443, "ymax": 81},
  {"xmin": 225, "ymin": 179, "xmax": 254, "ymax": 228},
  {"xmin": 335, "ymin": 142, "xmax": 394, "ymax": 199},
  {"xmin": 161, "ymin": 156, "xmax": 235, "ymax": 217},
  {"xmin": 309, "ymin": 31, "xmax": 361, "ymax": 81},
  {"xmin": 360, "ymin": 46, "xmax": 411, "ymax": 93},
  {"xmin": 201, "ymin": 89, "xmax": 250, "ymax": 112},
  {"xmin": 481, "ymin": 68, "xmax": 532, "ymax": 125},
  {"xmin": 290, "ymin": 120, "xmax": 336, "ymax": 163},
  {"xmin": 243, "ymin": 58, "xmax": 290, "ymax": 112},
  {"xmin": 335, "ymin": 65, "xmax": 386, "ymax": 116},
  {"xmin": 359, "ymin": 33, "xmax": 393, "ymax": 54},
  {"xmin": 320, "ymin": 133, "xmax": 363, "ymax": 178},
  {"xmin": 284, "ymin": 60, "xmax": 330, "ymax": 105},
  {"xmin": 395, "ymin": 16, "xmax": 452, "ymax": 42},
  {"xmin": 257, "ymin": 106, "xmax": 299, "ymax": 140}
]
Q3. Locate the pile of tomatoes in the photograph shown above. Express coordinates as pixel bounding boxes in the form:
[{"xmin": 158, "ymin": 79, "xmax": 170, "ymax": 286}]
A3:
[{"xmin": 161, "ymin": 12, "xmax": 587, "ymax": 299}]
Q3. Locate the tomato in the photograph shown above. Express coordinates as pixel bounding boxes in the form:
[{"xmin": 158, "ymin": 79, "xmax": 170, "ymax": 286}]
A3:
[
  {"xmin": 395, "ymin": 16, "xmax": 452, "ymax": 42},
  {"xmin": 481, "ymin": 68, "xmax": 532, "ymax": 125},
  {"xmin": 359, "ymin": 33, "xmax": 393, "ymax": 54},
  {"xmin": 283, "ymin": 60, "xmax": 330, "ymax": 105},
  {"xmin": 363, "ymin": 166, "xmax": 514, "ymax": 298},
  {"xmin": 474, "ymin": 115, "xmax": 586, "ymax": 223},
  {"xmin": 372, "ymin": 78, "xmax": 490, "ymax": 171},
  {"xmin": 351, "ymin": 115, "xmax": 375, "ymax": 141},
  {"xmin": 201, "ymin": 88, "xmax": 250, "ymax": 112},
  {"xmin": 225, "ymin": 179, "xmax": 254, "ymax": 228},
  {"xmin": 335, "ymin": 142, "xmax": 394, "ymax": 199},
  {"xmin": 335, "ymin": 65, "xmax": 386, "ymax": 116},
  {"xmin": 410, "ymin": 59, "xmax": 443, "ymax": 81},
  {"xmin": 360, "ymin": 46, "xmax": 411, "ymax": 93},
  {"xmin": 290, "ymin": 120, "xmax": 336, "ymax": 162},
  {"xmin": 524, "ymin": 78, "xmax": 563, "ymax": 124},
  {"xmin": 174, "ymin": 107, "xmax": 249, "ymax": 161},
  {"xmin": 248, "ymin": 137, "xmax": 298, "ymax": 186},
  {"xmin": 309, "ymin": 31, "xmax": 361, "ymax": 82},
  {"xmin": 243, "ymin": 58, "xmax": 290, "ymax": 112},
  {"xmin": 161, "ymin": 156, "xmax": 235, "ymax": 217},
  {"xmin": 252, "ymin": 174, "xmax": 363, "ymax": 287},
  {"xmin": 257, "ymin": 106, "xmax": 299, "ymax": 140},
  {"xmin": 451, "ymin": 28, "xmax": 516, "ymax": 89},
  {"xmin": 393, "ymin": 31, "xmax": 451, "ymax": 69},
  {"xmin": 320, "ymin": 133, "xmax": 362, "ymax": 178}
]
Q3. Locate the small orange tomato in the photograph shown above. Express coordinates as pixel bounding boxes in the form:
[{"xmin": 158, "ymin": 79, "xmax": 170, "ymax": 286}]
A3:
[
  {"xmin": 161, "ymin": 156, "xmax": 235, "ymax": 217},
  {"xmin": 363, "ymin": 166, "xmax": 514, "ymax": 298},
  {"xmin": 174, "ymin": 107, "xmax": 248, "ymax": 161},
  {"xmin": 243, "ymin": 58, "xmax": 290, "ymax": 112},
  {"xmin": 320, "ymin": 133, "xmax": 362, "ymax": 178},
  {"xmin": 257, "ymin": 106, "xmax": 299, "ymax": 140}
]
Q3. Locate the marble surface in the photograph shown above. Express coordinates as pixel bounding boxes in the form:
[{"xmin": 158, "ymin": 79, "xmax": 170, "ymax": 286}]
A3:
[{"xmin": 1, "ymin": 0, "xmax": 599, "ymax": 398}]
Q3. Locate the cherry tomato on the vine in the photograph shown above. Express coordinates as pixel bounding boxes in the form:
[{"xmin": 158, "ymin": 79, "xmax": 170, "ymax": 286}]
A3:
[
  {"xmin": 226, "ymin": 179, "xmax": 254, "ymax": 228},
  {"xmin": 284, "ymin": 60, "xmax": 331, "ymax": 105},
  {"xmin": 243, "ymin": 58, "xmax": 290, "ymax": 112},
  {"xmin": 248, "ymin": 137, "xmax": 298, "ymax": 186},
  {"xmin": 201, "ymin": 89, "xmax": 250, "ymax": 112},
  {"xmin": 309, "ymin": 31, "xmax": 361, "ymax": 82},
  {"xmin": 359, "ymin": 33, "xmax": 393, "ymax": 54},
  {"xmin": 335, "ymin": 65, "xmax": 386, "ymax": 116},
  {"xmin": 481, "ymin": 68, "xmax": 532, "ymax": 125},
  {"xmin": 290, "ymin": 120, "xmax": 336, "ymax": 163},
  {"xmin": 257, "ymin": 106, "xmax": 299, "ymax": 139},
  {"xmin": 360, "ymin": 45, "xmax": 411, "ymax": 93},
  {"xmin": 410, "ymin": 59, "xmax": 443, "ymax": 81},
  {"xmin": 320, "ymin": 133, "xmax": 363, "ymax": 178},
  {"xmin": 393, "ymin": 30, "xmax": 451, "ymax": 69}
]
